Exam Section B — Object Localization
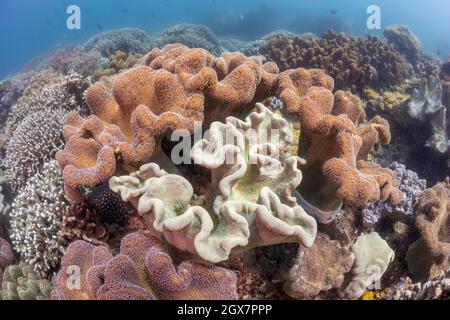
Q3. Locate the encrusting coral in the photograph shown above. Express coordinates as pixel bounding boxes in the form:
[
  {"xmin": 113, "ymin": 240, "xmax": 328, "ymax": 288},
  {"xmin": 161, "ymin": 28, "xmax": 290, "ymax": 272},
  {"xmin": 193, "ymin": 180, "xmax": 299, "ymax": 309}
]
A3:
[
  {"xmin": 342, "ymin": 232, "xmax": 394, "ymax": 299},
  {"xmin": 406, "ymin": 181, "xmax": 450, "ymax": 280},
  {"xmin": 110, "ymin": 103, "xmax": 317, "ymax": 263},
  {"xmin": 52, "ymin": 232, "xmax": 237, "ymax": 300},
  {"xmin": 10, "ymin": 161, "xmax": 69, "ymax": 277},
  {"xmin": 284, "ymin": 233, "xmax": 355, "ymax": 298},
  {"xmin": 4, "ymin": 107, "xmax": 68, "ymax": 191},
  {"xmin": 0, "ymin": 262, "xmax": 52, "ymax": 300}
]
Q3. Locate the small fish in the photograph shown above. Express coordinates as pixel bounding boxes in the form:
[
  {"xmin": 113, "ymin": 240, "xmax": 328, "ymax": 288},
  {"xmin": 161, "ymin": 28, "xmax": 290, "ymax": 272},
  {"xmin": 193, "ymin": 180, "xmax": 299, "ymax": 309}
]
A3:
[
  {"xmin": 437, "ymin": 50, "xmax": 441, "ymax": 57},
  {"xmin": 330, "ymin": 10, "xmax": 338, "ymax": 15},
  {"xmin": 97, "ymin": 24, "xmax": 103, "ymax": 30}
]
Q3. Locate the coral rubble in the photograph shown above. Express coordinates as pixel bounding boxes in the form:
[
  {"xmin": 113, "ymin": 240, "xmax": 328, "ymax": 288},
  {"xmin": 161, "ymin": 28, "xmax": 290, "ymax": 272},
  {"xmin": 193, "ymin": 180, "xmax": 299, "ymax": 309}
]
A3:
[{"xmin": 52, "ymin": 232, "xmax": 237, "ymax": 300}]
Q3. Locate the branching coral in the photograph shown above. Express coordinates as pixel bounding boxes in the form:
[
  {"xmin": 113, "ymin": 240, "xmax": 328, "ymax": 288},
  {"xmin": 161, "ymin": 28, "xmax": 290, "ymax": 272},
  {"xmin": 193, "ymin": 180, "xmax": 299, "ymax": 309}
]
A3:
[
  {"xmin": 342, "ymin": 232, "xmax": 394, "ymax": 299},
  {"xmin": 4, "ymin": 107, "xmax": 68, "ymax": 191},
  {"xmin": 285, "ymin": 233, "xmax": 355, "ymax": 298},
  {"xmin": 10, "ymin": 160, "xmax": 69, "ymax": 276},
  {"xmin": 4, "ymin": 69, "xmax": 90, "ymax": 142},
  {"xmin": 52, "ymin": 232, "xmax": 237, "ymax": 300},
  {"xmin": 406, "ymin": 181, "xmax": 450, "ymax": 280},
  {"xmin": 155, "ymin": 24, "xmax": 222, "ymax": 55},
  {"xmin": 83, "ymin": 28, "xmax": 152, "ymax": 57},
  {"xmin": 245, "ymin": 30, "xmax": 412, "ymax": 92},
  {"xmin": 0, "ymin": 262, "xmax": 52, "ymax": 300},
  {"xmin": 110, "ymin": 104, "xmax": 317, "ymax": 263},
  {"xmin": 362, "ymin": 162, "xmax": 427, "ymax": 227}
]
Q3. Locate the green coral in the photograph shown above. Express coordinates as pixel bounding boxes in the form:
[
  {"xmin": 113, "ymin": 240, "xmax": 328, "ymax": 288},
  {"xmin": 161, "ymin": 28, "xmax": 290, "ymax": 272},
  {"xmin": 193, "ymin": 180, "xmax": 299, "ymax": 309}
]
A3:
[{"xmin": 1, "ymin": 262, "xmax": 52, "ymax": 300}]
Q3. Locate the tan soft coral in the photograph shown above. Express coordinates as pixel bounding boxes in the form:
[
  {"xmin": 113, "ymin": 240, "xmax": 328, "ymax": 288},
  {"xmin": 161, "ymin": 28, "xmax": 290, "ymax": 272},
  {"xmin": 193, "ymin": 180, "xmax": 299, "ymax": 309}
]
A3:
[
  {"xmin": 406, "ymin": 181, "xmax": 450, "ymax": 280},
  {"xmin": 279, "ymin": 74, "xmax": 400, "ymax": 211},
  {"xmin": 52, "ymin": 232, "xmax": 237, "ymax": 300}
]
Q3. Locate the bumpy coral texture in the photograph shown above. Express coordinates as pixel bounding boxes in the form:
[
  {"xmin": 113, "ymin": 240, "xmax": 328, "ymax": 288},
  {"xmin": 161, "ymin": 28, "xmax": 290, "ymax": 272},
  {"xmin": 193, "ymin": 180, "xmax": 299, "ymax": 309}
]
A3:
[
  {"xmin": 343, "ymin": 232, "xmax": 395, "ymax": 299},
  {"xmin": 0, "ymin": 238, "xmax": 14, "ymax": 286},
  {"xmin": 94, "ymin": 50, "xmax": 143, "ymax": 80},
  {"xmin": 245, "ymin": 30, "xmax": 411, "ymax": 92},
  {"xmin": 4, "ymin": 107, "xmax": 67, "ymax": 191},
  {"xmin": 50, "ymin": 47, "xmax": 102, "ymax": 76},
  {"xmin": 362, "ymin": 162, "xmax": 427, "ymax": 227},
  {"xmin": 4, "ymin": 70, "xmax": 90, "ymax": 142},
  {"xmin": 280, "ymin": 74, "xmax": 402, "ymax": 212},
  {"xmin": 285, "ymin": 233, "xmax": 355, "ymax": 298},
  {"xmin": 383, "ymin": 25, "xmax": 422, "ymax": 63},
  {"xmin": 1, "ymin": 262, "xmax": 52, "ymax": 300},
  {"xmin": 406, "ymin": 181, "xmax": 450, "ymax": 280},
  {"xmin": 55, "ymin": 43, "xmax": 287, "ymax": 201},
  {"xmin": 155, "ymin": 24, "xmax": 222, "ymax": 55},
  {"xmin": 83, "ymin": 28, "xmax": 152, "ymax": 57},
  {"xmin": 110, "ymin": 104, "xmax": 317, "ymax": 263},
  {"xmin": 52, "ymin": 232, "xmax": 237, "ymax": 300},
  {"xmin": 10, "ymin": 161, "xmax": 69, "ymax": 276}
]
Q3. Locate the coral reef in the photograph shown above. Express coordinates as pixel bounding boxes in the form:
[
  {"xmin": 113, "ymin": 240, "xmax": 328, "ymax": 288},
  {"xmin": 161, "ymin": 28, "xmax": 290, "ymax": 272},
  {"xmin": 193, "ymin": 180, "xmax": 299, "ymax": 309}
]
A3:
[
  {"xmin": 342, "ymin": 232, "xmax": 394, "ymax": 299},
  {"xmin": 362, "ymin": 162, "xmax": 427, "ymax": 227},
  {"xmin": 10, "ymin": 161, "xmax": 68, "ymax": 276},
  {"xmin": 0, "ymin": 262, "xmax": 52, "ymax": 300},
  {"xmin": 406, "ymin": 181, "xmax": 450, "ymax": 280},
  {"xmin": 245, "ymin": 30, "xmax": 412, "ymax": 92},
  {"xmin": 382, "ymin": 268, "xmax": 450, "ymax": 300},
  {"xmin": 59, "ymin": 201, "xmax": 109, "ymax": 245},
  {"xmin": 155, "ymin": 24, "xmax": 222, "ymax": 55},
  {"xmin": 4, "ymin": 70, "xmax": 90, "ymax": 142},
  {"xmin": 285, "ymin": 233, "xmax": 355, "ymax": 298},
  {"xmin": 93, "ymin": 50, "xmax": 143, "ymax": 80},
  {"xmin": 110, "ymin": 104, "xmax": 317, "ymax": 263},
  {"xmin": 0, "ymin": 237, "xmax": 14, "ymax": 286},
  {"xmin": 441, "ymin": 60, "xmax": 450, "ymax": 82},
  {"xmin": 83, "ymin": 28, "xmax": 152, "ymax": 57},
  {"xmin": 4, "ymin": 107, "xmax": 67, "ymax": 191},
  {"xmin": 0, "ymin": 72, "xmax": 34, "ymax": 128},
  {"xmin": 50, "ymin": 47, "xmax": 101, "ymax": 76},
  {"xmin": 52, "ymin": 232, "xmax": 237, "ymax": 300},
  {"xmin": 384, "ymin": 25, "xmax": 422, "ymax": 63}
]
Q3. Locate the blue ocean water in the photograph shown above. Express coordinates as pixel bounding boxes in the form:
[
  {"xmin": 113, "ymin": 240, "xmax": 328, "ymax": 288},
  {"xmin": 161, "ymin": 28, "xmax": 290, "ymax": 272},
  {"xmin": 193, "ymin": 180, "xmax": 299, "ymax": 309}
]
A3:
[{"xmin": 0, "ymin": 0, "xmax": 449, "ymax": 79}]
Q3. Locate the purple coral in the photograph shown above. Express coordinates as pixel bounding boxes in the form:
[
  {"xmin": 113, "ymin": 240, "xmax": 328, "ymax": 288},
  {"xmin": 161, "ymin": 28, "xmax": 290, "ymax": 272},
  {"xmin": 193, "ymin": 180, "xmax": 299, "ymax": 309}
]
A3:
[
  {"xmin": 362, "ymin": 162, "xmax": 427, "ymax": 227},
  {"xmin": 53, "ymin": 232, "xmax": 237, "ymax": 300}
]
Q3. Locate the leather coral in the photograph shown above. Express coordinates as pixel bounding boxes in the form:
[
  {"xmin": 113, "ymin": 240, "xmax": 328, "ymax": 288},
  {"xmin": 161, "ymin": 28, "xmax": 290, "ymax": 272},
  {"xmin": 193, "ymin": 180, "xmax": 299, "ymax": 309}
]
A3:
[
  {"xmin": 110, "ymin": 104, "xmax": 317, "ymax": 263},
  {"xmin": 52, "ymin": 232, "xmax": 237, "ymax": 300},
  {"xmin": 57, "ymin": 44, "xmax": 287, "ymax": 202}
]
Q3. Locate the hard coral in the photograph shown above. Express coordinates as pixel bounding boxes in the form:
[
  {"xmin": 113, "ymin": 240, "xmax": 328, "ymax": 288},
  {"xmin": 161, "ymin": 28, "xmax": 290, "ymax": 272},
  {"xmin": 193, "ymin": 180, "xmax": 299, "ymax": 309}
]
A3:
[
  {"xmin": 93, "ymin": 50, "xmax": 143, "ymax": 80},
  {"xmin": 155, "ymin": 24, "xmax": 222, "ymax": 56},
  {"xmin": 0, "ymin": 262, "xmax": 52, "ymax": 300},
  {"xmin": 50, "ymin": 47, "xmax": 101, "ymax": 76},
  {"xmin": 110, "ymin": 104, "xmax": 317, "ymax": 263},
  {"xmin": 384, "ymin": 25, "xmax": 422, "ymax": 63},
  {"xmin": 4, "ymin": 107, "xmax": 67, "ymax": 191},
  {"xmin": 0, "ymin": 237, "xmax": 14, "ymax": 286},
  {"xmin": 52, "ymin": 232, "xmax": 237, "ymax": 300},
  {"xmin": 83, "ymin": 28, "xmax": 152, "ymax": 57},
  {"xmin": 246, "ymin": 30, "xmax": 412, "ymax": 92},
  {"xmin": 406, "ymin": 181, "xmax": 450, "ymax": 280},
  {"xmin": 10, "ymin": 161, "xmax": 69, "ymax": 276}
]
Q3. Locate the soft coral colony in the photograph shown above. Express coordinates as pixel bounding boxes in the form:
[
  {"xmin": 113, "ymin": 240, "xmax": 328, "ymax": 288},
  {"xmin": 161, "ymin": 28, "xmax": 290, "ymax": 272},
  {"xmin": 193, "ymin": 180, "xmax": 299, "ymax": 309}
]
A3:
[{"xmin": 1, "ymin": 26, "xmax": 448, "ymax": 300}]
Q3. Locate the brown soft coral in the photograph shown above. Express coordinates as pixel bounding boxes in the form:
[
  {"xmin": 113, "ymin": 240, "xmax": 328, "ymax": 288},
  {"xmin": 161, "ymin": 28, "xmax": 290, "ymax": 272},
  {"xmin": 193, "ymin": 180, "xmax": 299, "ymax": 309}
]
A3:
[
  {"xmin": 0, "ymin": 237, "xmax": 15, "ymax": 286},
  {"xmin": 406, "ymin": 181, "xmax": 450, "ymax": 280},
  {"xmin": 280, "ymin": 75, "xmax": 400, "ymax": 210},
  {"xmin": 52, "ymin": 232, "xmax": 237, "ymax": 300}
]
